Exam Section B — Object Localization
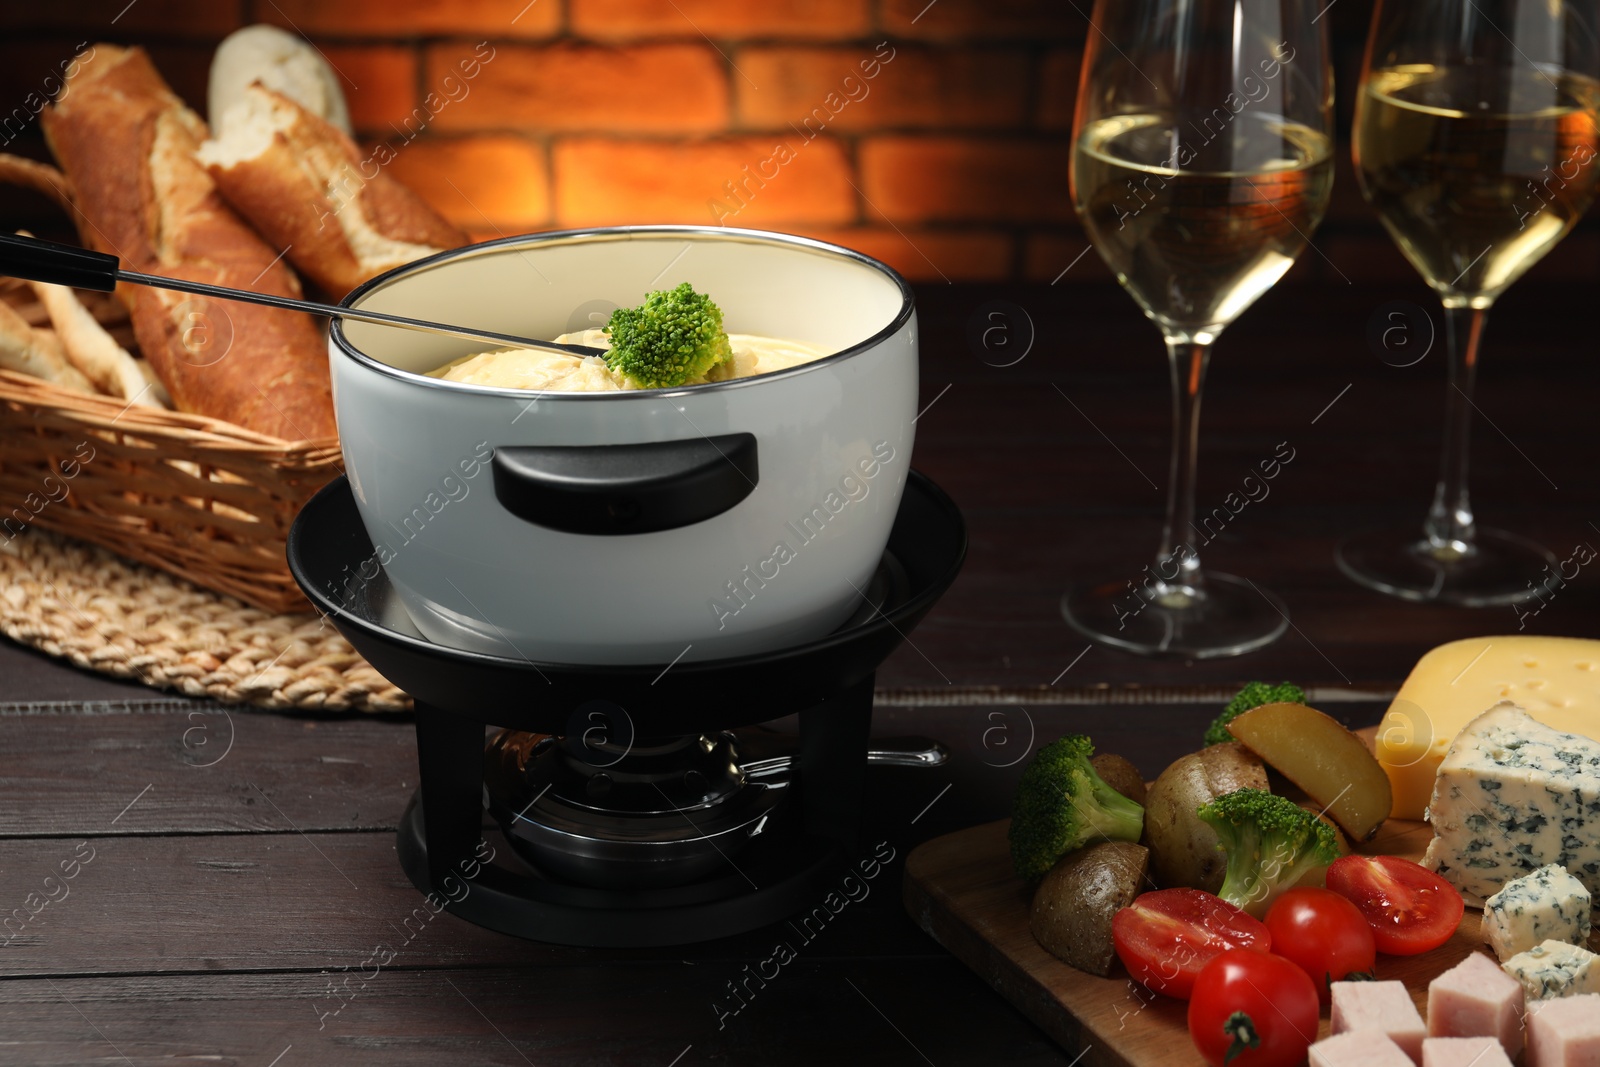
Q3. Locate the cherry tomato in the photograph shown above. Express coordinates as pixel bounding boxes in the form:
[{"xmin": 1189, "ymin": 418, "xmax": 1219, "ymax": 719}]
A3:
[
  {"xmin": 1325, "ymin": 854, "xmax": 1465, "ymax": 955},
  {"xmin": 1263, "ymin": 887, "xmax": 1376, "ymax": 1001},
  {"xmin": 1111, "ymin": 888, "xmax": 1272, "ymax": 1000},
  {"xmin": 1188, "ymin": 949, "xmax": 1319, "ymax": 1067}
]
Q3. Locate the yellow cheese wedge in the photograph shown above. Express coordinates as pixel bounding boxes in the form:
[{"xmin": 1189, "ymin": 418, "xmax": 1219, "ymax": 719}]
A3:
[{"xmin": 1376, "ymin": 636, "xmax": 1600, "ymax": 820}]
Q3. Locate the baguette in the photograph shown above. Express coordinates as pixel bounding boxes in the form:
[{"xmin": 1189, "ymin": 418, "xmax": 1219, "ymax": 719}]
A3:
[
  {"xmin": 132, "ymin": 357, "xmax": 173, "ymax": 407},
  {"xmin": 41, "ymin": 46, "xmax": 336, "ymax": 441},
  {"xmin": 25, "ymin": 278, "xmax": 155, "ymax": 405},
  {"xmin": 0, "ymin": 299, "xmax": 94, "ymax": 393},
  {"xmin": 209, "ymin": 25, "xmax": 352, "ymax": 137},
  {"xmin": 199, "ymin": 84, "xmax": 467, "ymax": 298}
]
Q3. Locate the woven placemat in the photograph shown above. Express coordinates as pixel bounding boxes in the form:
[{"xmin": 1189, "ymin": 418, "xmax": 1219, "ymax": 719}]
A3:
[{"xmin": 0, "ymin": 528, "xmax": 411, "ymax": 713}]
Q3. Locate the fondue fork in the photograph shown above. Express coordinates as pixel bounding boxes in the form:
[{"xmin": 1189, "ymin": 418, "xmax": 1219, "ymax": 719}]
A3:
[{"xmin": 0, "ymin": 232, "xmax": 609, "ymax": 358}]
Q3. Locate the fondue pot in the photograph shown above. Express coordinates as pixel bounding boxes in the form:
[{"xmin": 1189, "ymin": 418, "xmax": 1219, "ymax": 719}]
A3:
[{"xmin": 330, "ymin": 227, "xmax": 918, "ymax": 664}]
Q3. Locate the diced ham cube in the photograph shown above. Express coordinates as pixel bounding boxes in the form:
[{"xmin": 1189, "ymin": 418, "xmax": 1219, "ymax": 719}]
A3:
[
  {"xmin": 1526, "ymin": 993, "xmax": 1600, "ymax": 1067},
  {"xmin": 1427, "ymin": 951, "xmax": 1526, "ymax": 1058},
  {"xmin": 1331, "ymin": 980, "xmax": 1426, "ymax": 1064},
  {"xmin": 1310, "ymin": 1031, "xmax": 1416, "ymax": 1067},
  {"xmin": 1421, "ymin": 1036, "xmax": 1513, "ymax": 1067}
]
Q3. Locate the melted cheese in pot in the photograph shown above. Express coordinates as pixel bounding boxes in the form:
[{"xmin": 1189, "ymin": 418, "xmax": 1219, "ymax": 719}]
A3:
[{"xmin": 428, "ymin": 329, "xmax": 829, "ymax": 391}]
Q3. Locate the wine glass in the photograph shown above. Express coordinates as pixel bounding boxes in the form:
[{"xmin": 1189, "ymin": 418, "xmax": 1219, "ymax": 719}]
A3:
[
  {"xmin": 1337, "ymin": 1, "xmax": 1600, "ymax": 605},
  {"xmin": 1062, "ymin": 0, "xmax": 1335, "ymax": 658}
]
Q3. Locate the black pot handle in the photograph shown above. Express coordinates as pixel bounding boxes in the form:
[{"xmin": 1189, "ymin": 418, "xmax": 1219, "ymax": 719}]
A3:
[{"xmin": 491, "ymin": 433, "xmax": 758, "ymax": 535}]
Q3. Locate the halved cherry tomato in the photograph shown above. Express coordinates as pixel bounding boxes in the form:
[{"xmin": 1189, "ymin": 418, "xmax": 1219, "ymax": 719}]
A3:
[
  {"xmin": 1263, "ymin": 887, "xmax": 1376, "ymax": 1002},
  {"xmin": 1324, "ymin": 854, "xmax": 1465, "ymax": 955},
  {"xmin": 1188, "ymin": 949, "xmax": 1319, "ymax": 1067},
  {"xmin": 1111, "ymin": 888, "xmax": 1272, "ymax": 1000}
]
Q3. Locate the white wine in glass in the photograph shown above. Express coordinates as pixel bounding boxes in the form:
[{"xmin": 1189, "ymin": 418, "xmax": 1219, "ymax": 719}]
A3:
[
  {"xmin": 1074, "ymin": 112, "xmax": 1335, "ymax": 344},
  {"xmin": 1338, "ymin": 3, "xmax": 1600, "ymax": 604},
  {"xmin": 1063, "ymin": 0, "xmax": 1335, "ymax": 658}
]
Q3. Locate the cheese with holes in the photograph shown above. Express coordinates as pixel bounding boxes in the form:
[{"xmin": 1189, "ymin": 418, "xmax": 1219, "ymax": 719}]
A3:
[
  {"xmin": 1377, "ymin": 637, "xmax": 1600, "ymax": 820},
  {"xmin": 1481, "ymin": 864, "xmax": 1591, "ymax": 962},
  {"xmin": 1422, "ymin": 704, "xmax": 1600, "ymax": 904},
  {"xmin": 1503, "ymin": 940, "xmax": 1600, "ymax": 1001}
]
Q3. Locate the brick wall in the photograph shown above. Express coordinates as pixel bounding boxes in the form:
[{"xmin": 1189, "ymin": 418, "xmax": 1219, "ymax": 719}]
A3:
[{"xmin": 1, "ymin": 0, "xmax": 1596, "ymax": 285}]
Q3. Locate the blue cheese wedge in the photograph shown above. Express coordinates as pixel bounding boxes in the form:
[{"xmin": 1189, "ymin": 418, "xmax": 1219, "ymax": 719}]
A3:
[
  {"xmin": 1423, "ymin": 703, "xmax": 1600, "ymax": 904},
  {"xmin": 1481, "ymin": 864, "xmax": 1592, "ymax": 962},
  {"xmin": 1502, "ymin": 939, "xmax": 1600, "ymax": 1001}
]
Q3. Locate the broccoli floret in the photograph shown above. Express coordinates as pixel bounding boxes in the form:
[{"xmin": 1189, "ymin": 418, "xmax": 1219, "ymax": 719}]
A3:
[
  {"xmin": 1197, "ymin": 788, "xmax": 1340, "ymax": 917},
  {"xmin": 603, "ymin": 282, "xmax": 734, "ymax": 389},
  {"xmin": 1202, "ymin": 681, "xmax": 1306, "ymax": 746},
  {"xmin": 1008, "ymin": 735, "xmax": 1145, "ymax": 881}
]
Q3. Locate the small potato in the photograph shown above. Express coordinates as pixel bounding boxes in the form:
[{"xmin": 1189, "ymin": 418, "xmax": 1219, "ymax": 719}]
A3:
[
  {"xmin": 1227, "ymin": 702, "xmax": 1393, "ymax": 841},
  {"xmin": 1144, "ymin": 743, "xmax": 1267, "ymax": 893},
  {"xmin": 1091, "ymin": 753, "xmax": 1147, "ymax": 806},
  {"xmin": 1030, "ymin": 840, "xmax": 1150, "ymax": 975}
]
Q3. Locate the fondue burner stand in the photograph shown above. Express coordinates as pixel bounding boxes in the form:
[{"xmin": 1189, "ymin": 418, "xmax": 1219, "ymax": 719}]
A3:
[{"xmin": 287, "ymin": 472, "xmax": 965, "ymax": 947}]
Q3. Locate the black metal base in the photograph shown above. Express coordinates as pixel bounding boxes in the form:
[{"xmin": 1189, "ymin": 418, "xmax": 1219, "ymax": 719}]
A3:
[
  {"xmin": 286, "ymin": 471, "xmax": 966, "ymax": 947},
  {"xmin": 391, "ymin": 675, "xmax": 878, "ymax": 946},
  {"xmin": 395, "ymin": 795, "xmax": 847, "ymax": 947}
]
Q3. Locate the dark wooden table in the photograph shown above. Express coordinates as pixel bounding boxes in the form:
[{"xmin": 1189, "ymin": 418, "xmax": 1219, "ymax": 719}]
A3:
[{"xmin": 3, "ymin": 279, "xmax": 1597, "ymax": 1065}]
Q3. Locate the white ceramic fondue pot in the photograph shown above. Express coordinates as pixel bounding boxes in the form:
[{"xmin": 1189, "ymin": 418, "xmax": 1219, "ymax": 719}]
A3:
[{"xmin": 329, "ymin": 226, "xmax": 918, "ymax": 665}]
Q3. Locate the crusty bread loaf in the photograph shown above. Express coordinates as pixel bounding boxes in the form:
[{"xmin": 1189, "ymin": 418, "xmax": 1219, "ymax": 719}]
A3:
[
  {"xmin": 199, "ymin": 84, "xmax": 467, "ymax": 298},
  {"xmin": 25, "ymin": 276, "xmax": 156, "ymax": 405},
  {"xmin": 0, "ymin": 298, "xmax": 94, "ymax": 393},
  {"xmin": 209, "ymin": 24, "xmax": 352, "ymax": 137},
  {"xmin": 41, "ymin": 46, "xmax": 336, "ymax": 441}
]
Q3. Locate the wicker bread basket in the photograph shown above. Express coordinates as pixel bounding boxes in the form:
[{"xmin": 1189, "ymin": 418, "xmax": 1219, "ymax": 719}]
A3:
[
  {"xmin": 0, "ymin": 366, "xmax": 340, "ymax": 613},
  {"xmin": 1, "ymin": 158, "xmax": 340, "ymax": 614}
]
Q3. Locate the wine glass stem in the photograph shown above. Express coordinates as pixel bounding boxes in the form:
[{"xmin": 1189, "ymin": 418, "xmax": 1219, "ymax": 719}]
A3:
[
  {"xmin": 1425, "ymin": 304, "xmax": 1485, "ymax": 553},
  {"xmin": 1154, "ymin": 336, "xmax": 1212, "ymax": 597}
]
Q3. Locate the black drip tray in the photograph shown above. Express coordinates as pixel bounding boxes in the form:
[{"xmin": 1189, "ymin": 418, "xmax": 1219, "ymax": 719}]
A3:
[
  {"xmin": 287, "ymin": 470, "xmax": 967, "ymax": 736},
  {"xmin": 395, "ymin": 794, "xmax": 845, "ymax": 947}
]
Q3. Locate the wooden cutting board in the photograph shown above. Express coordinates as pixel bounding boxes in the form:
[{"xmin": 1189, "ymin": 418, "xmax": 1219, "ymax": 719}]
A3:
[{"xmin": 902, "ymin": 730, "xmax": 1480, "ymax": 1067}]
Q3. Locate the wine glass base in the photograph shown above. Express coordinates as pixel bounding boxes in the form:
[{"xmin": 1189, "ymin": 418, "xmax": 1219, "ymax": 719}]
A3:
[
  {"xmin": 1335, "ymin": 526, "xmax": 1557, "ymax": 607},
  {"xmin": 1060, "ymin": 572, "xmax": 1289, "ymax": 659}
]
